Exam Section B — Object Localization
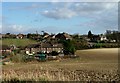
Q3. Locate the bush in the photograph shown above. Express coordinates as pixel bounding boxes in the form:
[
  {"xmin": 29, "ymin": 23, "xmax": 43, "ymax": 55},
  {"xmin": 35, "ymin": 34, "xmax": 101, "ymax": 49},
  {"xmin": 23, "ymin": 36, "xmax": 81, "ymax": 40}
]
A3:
[
  {"xmin": 10, "ymin": 54, "xmax": 27, "ymax": 63},
  {"xmin": 51, "ymin": 51, "xmax": 59, "ymax": 56},
  {"xmin": 92, "ymin": 43, "xmax": 119, "ymax": 48},
  {"xmin": 13, "ymin": 49, "xmax": 21, "ymax": 55}
]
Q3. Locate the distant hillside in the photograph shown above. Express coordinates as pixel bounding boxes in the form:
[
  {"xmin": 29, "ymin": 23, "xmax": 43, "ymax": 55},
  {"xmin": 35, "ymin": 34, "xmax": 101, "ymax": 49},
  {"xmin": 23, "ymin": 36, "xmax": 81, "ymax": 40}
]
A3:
[{"xmin": 1, "ymin": 39, "xmax": 38, "ymax": 47}]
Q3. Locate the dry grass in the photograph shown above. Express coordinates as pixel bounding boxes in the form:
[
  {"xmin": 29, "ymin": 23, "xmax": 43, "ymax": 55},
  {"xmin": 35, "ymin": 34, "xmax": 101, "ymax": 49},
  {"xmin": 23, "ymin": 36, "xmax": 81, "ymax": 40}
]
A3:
[
  {"xmin": 2, "ymin": 67, "xmax": 119, "ymax": 81},
  {"xmin": 2, "ymin": 48, "xmax": 119, "ymax": 81}
]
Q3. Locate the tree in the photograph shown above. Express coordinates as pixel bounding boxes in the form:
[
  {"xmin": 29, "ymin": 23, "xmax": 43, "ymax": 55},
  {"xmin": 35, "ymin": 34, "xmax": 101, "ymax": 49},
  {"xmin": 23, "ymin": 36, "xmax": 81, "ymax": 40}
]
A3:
[
  {"xmin": 6, "ymin": 33, "xmax": 10, "ymax": 35},
  {"xmin": 72, "ymin": 34, "xmax": 80, "ymax": 39},
  {"xmin": 72, "ymin": 38, "xmax": 88, "ymax": 50},
  {"xmin": 88, "ymin": 30, "xmax": 93, "ymax": 39},
  {"xmin": 106, "ymin": 31, "xmax": 120, "ymax": 42},
  {"xmin": 62, "ymin": 40, "xmax": 76, "ymax": 55},
  {"xmin": 27, "ymin": 33, "xmax": 31, "ymax": 38}
]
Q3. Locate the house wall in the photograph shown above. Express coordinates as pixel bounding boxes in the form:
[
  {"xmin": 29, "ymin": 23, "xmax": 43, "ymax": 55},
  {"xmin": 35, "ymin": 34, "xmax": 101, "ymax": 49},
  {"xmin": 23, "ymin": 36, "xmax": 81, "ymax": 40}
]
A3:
[{"xmin": 25, "ymin": 47, "xmax": 63, "ymax": 54}]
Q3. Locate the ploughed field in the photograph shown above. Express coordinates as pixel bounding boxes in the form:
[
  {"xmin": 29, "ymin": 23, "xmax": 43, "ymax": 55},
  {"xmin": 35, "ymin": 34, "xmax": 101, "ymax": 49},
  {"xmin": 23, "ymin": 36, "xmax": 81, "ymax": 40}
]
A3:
[{"xmin": 2, "ymin": 48, "xmax": 119, "ymax": 82}]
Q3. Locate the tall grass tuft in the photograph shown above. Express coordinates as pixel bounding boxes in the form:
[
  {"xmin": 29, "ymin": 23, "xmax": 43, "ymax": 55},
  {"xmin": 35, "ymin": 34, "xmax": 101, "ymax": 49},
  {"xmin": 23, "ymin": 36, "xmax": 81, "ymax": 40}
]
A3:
[{"xmin": 2, "ymin": 68, "xmax": 119, "ymax": 82}]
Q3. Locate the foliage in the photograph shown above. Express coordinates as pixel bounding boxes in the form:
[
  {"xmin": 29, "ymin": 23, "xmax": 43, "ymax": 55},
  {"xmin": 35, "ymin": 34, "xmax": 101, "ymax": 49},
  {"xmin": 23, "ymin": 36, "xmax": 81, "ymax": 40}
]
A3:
[
  {"xmin": 2, "ymin": 33, "xmax": 16, "ymax": 39},
  {"xmin": 88, "ymin": 30, "xmax": 93, "ymax": 39},
  {"xmin": 106, "ymin": 31, "xmax": 120, "ymax": 42},
  {"xmin": 72, "ymin": 34, "xmax": 80, "ymax": 39},
  {"xmin": 13, "ymin": 49, "xmax": 21, "ymax": 55},
  {"xmin": 59, "ymin": 40, "xmax": 76, "ymax": 55},
  {"xmin": 51, "ymin": 51, "xmax": 59, "ymax": 56},
  {"xmin": 2, "ymin": 52, "xmax": 11, "ymax": 57},
  {"xmin": 91, "ymin": 43, "xmax": 119, "ymax": 48},
  {"xmin": 72, "ymin": 38, "xmax": 88, "ymax": 50},
  {"xmin": 10, "ymin": 54, "xmax": 27, "ymax": 62},
  {"xmin": 27, "ymin": 33, "xmax": 42, "ymax": 41}
]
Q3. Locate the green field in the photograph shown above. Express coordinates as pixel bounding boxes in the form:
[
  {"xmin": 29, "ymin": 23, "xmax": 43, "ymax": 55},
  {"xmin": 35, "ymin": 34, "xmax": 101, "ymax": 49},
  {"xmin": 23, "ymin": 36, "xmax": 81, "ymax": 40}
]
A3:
[
  {"xmin": 2, "ymin": 48, "xmax": 119, "ymax": 81},
  {"xmin": 1, "ymin": 38, "xmax": 38, "ymax": 46}
]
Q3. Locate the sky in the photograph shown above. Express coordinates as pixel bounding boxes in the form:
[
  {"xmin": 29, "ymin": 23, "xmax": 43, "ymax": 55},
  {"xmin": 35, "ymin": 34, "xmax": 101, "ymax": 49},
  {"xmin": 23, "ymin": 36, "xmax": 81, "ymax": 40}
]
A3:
[{"xmin": 2, "ymin": 2, "xmax": 118, "ymax": 35}]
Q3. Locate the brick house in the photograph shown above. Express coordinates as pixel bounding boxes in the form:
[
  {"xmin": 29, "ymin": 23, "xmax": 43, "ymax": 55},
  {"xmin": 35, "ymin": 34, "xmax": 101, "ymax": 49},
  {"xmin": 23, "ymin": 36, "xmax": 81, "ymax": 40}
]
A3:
[
  {"xmin": 16, "ymin": 34, "xmax": 26, "ymax": 39},
  {"xmin": 25, "ymin": 43, "xmax": 63, "ymax": 54},
  {"xmin": 55, "ymin": 32, "xmax": 72, "ymax": 40}
]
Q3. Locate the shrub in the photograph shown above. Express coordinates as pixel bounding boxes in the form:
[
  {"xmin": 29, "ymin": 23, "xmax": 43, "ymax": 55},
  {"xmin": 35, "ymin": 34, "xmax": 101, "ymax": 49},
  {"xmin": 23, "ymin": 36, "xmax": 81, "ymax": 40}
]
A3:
[
  {"xmin": 51, "ymin": 51, "xmax": 59, "ymax": 56},
  {"xmin": 10, "ymin": 54, "xmax": 27, "ymax": 63}
]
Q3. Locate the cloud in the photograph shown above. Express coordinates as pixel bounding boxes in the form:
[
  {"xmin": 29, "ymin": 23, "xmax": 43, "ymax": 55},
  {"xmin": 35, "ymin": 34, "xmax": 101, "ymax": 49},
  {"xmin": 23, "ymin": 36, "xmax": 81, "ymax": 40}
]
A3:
[
  {"xmin": 0, "ymin": 25, "xmax": 2, "ymax": 33},
  {"xmin": 2, "ymin": 2, "xmax": 118, "ymax": 34},
  {"xmin": 10, "ymin": 25, "xmax": 24, "ymax": 32},
  {"xmin": 8, "ymin": 3, "xmax": 43, "ymax": 11},
  {"xmin": 70, "ymin": 2, "xmax": 118, "ymax": 34},
  {"xmin": 73, "ymin": 2, "xmax": 117, "ymax": 17},
  {"xmin": 41, "ymin": 2, "xmax": 117, "ymax": 20},
  {"xmin": 2, "ymin": 0, "xmax": 119, "ymax": 2},
  {"xmin": 74, "ymin": 3, "xmax": 115, "ymax": 11},
  {"xmin": 40, "ymin": 26, "xmax": 76, "ymax": 34},
  {"xmin": 2, "ymin": 24, "xmax": 29, "ymax": 33},
  {"xmin": 2, "ymin": 24, "xmax": 46, "ymax": 34},
  {"xmin": 42, "ymin": 7, "xmax": 77, "ymax": 19},
  {"xmin": 76, "ymin": 7, "xmax": 118, "ymax": 34}
]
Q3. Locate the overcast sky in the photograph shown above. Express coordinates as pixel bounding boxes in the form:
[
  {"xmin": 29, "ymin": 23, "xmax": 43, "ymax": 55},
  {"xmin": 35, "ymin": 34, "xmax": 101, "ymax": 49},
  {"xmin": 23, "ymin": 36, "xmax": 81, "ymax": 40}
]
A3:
[{"xmin": 2, "ymin": 2, "xmax": 118, "ymax": 34}]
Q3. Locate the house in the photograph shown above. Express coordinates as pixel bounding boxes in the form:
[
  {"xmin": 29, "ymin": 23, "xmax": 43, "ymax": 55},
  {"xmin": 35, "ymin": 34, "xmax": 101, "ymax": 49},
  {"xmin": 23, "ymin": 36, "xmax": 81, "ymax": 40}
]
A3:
[
  {"xmin": 41, "ymin": 43, "xmax": 63, "ymax": 53},
  {"xmin": 87, "ymin": 35, "xmax": 100, "ymax": 42},
  {"xmin": 1, "ymin": 33, "xmax": 16, "ymax": 39},
  {"xmin": 43, "ymin": 34, "xmax": 56, "ymax": 43},
  {"xmin": 55, "ymin": 32, "xmax": 72, "ymax": 40},
  {"xmin": 10, "ymin": 34, "xmax": 16, "ymax": 38},
  {"xmin": 43, "ymin": 32, "xmax": 49, "ymax": 39},
  {"xmin": 25, "ymin": 44, "xmax": 40, "ymax": 55},
  {"xmin": 50, "ymin": 34, "xmax": 56, "ymax": 39},
  {"xmin": 16, "ymin": 34, "xmax": 25, "ymax": 39},
  {"xmin": 25, "ymin": 43, "xmax": 63, "ymax": 55},
  {"xmin": 100, "ymin": 35, "xmax": 108, "ymax": 41},
  {"xmin": 3, "ymin": 33, "xmax": 11, "ymax": 38},
  {"xmin": 46, "ymin": 34, "xmax": 56, "ymax": 40}
]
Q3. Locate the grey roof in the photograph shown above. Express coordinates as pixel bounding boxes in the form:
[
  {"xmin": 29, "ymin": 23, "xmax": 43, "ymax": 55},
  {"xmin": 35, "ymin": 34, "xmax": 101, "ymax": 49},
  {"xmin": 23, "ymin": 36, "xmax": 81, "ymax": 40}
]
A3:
[{"xmin": 26, "ymin": 43, "xmax": 63, "ymax": 48}]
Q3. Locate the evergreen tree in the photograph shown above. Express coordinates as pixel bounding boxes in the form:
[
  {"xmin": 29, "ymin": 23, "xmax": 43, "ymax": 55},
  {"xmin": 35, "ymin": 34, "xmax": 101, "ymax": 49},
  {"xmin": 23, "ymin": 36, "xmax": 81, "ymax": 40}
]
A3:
[{"xmin": 88, "ymin": 30, "xmax": 93, "ymax": 39}]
